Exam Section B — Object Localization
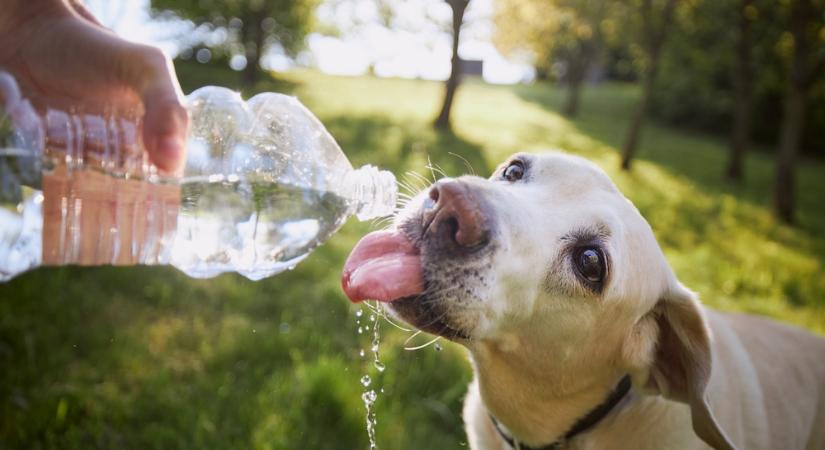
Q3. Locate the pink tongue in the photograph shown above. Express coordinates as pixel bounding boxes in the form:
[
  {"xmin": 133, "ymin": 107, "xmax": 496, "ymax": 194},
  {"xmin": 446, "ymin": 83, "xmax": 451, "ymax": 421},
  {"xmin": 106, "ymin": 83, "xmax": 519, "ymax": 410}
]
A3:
[{"xmin": 342, "ymin": 230, "xmax": 424, "ymax": 303}]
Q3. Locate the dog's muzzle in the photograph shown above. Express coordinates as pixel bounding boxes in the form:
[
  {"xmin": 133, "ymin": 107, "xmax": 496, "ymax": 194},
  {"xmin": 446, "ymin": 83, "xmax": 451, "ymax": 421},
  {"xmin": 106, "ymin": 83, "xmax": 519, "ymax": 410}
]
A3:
[{"xmin": 420, "ymin": 179, "xmax": 491, "ymax": 255}]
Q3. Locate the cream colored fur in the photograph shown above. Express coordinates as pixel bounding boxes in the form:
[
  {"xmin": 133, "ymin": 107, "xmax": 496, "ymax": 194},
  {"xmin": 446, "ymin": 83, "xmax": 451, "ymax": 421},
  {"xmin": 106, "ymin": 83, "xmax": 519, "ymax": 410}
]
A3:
[{"xmin": 393, "ymin": 152, "xmax": 825, "ymax": 450}]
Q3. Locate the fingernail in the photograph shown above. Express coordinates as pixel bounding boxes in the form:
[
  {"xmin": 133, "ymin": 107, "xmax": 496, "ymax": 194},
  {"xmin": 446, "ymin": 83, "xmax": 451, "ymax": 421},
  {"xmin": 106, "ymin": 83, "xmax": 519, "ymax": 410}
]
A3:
[
  {"xmin": 157, "ymin": 135, "xmax": 182, "ymax": 155},
  {"xmin": 154, "ymin": 135, "xmax": 185, "ymax": 174}
]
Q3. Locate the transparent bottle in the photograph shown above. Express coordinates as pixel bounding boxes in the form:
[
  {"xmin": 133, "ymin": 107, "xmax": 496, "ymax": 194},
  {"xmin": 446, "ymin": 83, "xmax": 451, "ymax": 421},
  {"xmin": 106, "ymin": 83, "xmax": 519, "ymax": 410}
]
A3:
[{"xmin": 0, "ymin": 72, "xmax": 396, "ymax": 281}]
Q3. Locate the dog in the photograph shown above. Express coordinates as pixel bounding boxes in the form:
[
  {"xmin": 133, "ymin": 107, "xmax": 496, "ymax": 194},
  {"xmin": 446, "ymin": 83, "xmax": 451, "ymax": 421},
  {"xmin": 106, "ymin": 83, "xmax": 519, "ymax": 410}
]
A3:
[{"xmin": 341, "ymin": 152, "xmax": 825, "ymax": 450}]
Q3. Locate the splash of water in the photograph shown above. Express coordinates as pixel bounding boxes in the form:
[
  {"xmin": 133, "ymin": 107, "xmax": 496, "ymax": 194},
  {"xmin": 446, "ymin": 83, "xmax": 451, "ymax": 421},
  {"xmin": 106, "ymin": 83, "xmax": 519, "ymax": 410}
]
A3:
[{"xmin": 356, "ymin": 304, "xmax": 385, "ymax": 449}]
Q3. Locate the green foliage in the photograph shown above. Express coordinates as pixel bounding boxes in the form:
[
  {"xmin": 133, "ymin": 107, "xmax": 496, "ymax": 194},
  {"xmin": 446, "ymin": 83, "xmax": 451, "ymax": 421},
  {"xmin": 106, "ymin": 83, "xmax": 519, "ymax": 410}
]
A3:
[
  {"xmin": 494, "ymin": 0, "xmax": 620, "ymax": 80},
  {"xmin": 2, "ymin": 67, "xmax": 824, "ymax": 449},
  {"xmin": 151, "ymin": 0, "xmax": 316, "ymax": 77},
  {"xmin": 649, "ymin": 0, "xmax": 825, "ymax": 154}
]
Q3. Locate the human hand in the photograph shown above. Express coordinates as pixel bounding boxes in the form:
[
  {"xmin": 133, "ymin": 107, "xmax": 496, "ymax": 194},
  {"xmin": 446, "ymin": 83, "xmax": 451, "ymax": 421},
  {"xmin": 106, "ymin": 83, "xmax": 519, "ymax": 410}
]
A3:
[{"xmin": 0, "ymin": 0, "xmax": 188, "ymax": 174}]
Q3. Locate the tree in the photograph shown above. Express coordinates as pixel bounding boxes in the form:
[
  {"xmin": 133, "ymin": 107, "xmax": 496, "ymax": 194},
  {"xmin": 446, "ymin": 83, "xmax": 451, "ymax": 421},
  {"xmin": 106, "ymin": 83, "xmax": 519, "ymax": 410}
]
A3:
[
  {"xmin": 773, "ymin": 0, "xmax": 824, "ymax": 223},
  {"xmin": 151, "ymin": 0, "xmax": 316, "ymax": 85},
  {"xmin": 434, "ymin": 0, "xmax": 470, "ymax": 130},
  {"xmin": 649, "ymin": 0, "xmax": 825, "ymax": 158},
  {"xmin": 726, "ymin": 0, "xmax": 755, "ymax": 180},
  {"xmin": 495, "ymin": 0, "xmax": 616, "ymax": 117},
  {"xmin": 619, "ymin": 0, "xmax": 679, "ymax": 170}
]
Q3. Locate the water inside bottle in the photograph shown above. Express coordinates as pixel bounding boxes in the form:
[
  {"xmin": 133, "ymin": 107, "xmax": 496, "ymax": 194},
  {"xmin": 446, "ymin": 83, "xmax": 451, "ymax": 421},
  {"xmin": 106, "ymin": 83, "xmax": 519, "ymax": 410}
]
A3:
[
  {"xmin": 0, "ymin": 176, "xmax": 42, "ymax": 280},
  {"xmin": 1, "ymin": 151, "xmax": 355, "ymax": 280},
  {"xmin": 172, "ymin": 175, "xmax": 352, "ymax": 280}
]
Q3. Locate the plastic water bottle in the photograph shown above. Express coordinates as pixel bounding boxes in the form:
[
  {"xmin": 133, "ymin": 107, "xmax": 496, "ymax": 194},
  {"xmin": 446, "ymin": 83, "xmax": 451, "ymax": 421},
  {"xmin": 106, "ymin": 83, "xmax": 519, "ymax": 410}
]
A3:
[{"xmin": 0, "ymin": 72, "xmax": 396, "ymax": 281}]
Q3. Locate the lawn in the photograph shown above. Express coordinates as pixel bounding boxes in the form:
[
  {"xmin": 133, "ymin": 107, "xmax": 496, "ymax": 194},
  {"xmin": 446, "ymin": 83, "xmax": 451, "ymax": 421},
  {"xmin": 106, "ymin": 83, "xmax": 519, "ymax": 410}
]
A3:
[{"xmin": 1, "ymin": 63, "xmax": 824, "ymax": 449}]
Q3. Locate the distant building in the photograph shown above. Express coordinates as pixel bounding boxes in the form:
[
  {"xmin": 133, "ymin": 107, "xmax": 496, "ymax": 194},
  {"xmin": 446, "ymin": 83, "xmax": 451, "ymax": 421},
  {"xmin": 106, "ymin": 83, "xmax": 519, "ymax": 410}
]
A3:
[{"xmin": 460, "ymin": 59, "xmax": 484, "ymax": 77}]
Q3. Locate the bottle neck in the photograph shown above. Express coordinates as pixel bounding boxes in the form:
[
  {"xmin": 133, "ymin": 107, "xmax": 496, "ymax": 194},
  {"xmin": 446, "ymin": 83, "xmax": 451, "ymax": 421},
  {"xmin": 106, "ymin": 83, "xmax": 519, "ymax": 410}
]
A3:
[{"xmin": 345, "ymin": 164, "xmax": 397, "ymax": 221}]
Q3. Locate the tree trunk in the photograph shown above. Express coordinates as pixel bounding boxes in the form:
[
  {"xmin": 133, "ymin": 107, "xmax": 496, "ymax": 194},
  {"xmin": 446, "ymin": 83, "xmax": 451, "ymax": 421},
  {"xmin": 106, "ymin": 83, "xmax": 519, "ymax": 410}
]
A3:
[
  {"xmin": 619, "ymin": 0, "xmax": 677, "ymax": 171},
  {"xmin": 562, "ymin": 76, "xmax": 584, "ymax": 117},
  {"xmin": 434, "ymin": 0, "xmax": 469, "ymax": 130},
  {"xmin": 620, "ymin": 67, "xmax": 656, "ymax": 170},
  {"xmin": 562, "ymin": 51, "xmax": 591, "ymax": 117},
  {"xmin": 774, "ymin": 81, "xmax": 806, "ymax": 224},
  {"xmin": 242, "ymin": 17, "xmax": 266, "ymax": 86},
  {"xmin": 772, "ymin": 0, "xmax": 823, "ymax": 223},
  {"xmin": 726, "ymin": 0, "xmax": 754, "ymax": 181},
  {"xmin": 243, "ymin": 52, "xmax": 260, "ymax": 85}
]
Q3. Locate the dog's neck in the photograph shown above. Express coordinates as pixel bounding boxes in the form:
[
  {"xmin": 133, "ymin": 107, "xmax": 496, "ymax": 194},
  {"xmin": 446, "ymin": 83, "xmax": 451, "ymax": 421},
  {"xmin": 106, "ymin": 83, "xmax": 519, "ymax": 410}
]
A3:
[{"xmin": 468, "ymin": 337, "xmax": 630, "ymax": 447}]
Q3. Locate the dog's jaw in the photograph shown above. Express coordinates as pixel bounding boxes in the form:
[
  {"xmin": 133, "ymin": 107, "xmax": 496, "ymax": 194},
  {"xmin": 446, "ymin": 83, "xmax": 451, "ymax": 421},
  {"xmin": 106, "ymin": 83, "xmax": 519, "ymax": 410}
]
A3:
[{"xmin": 382, "ymin": 202, "xmax": 497, "ymax": 342}]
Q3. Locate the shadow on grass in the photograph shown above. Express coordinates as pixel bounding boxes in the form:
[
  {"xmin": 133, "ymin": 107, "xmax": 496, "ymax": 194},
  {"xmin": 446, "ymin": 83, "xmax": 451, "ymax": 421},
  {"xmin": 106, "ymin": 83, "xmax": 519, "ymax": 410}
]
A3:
[
  {"xmin": 0, "ymin": 106, "xmax": 483, "ymax": 450},
  {"xmin": 0, "ymin": 264, "xmax": 371, "ymax": 449},
  {"xmin": 511, "ymin": 82, "xmax": 825, "ymax": 232},
  {"xmin": 175, "ymin": 59, "xmax": 300, "ymax": 97},
  {"xmin": 321, "ymin": 113, "xmax": 491, "ymax": 181},
  {"xmin": 0, "ymin": 242, "xmax": 472, "ymax": 449}
]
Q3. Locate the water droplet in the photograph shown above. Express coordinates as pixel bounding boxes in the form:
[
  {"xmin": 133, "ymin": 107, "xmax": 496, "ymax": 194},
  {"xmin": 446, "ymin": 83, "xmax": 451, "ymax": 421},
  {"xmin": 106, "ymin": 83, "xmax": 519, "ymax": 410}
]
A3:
[
  {"xmin": 434, "ymin": 343, "xmax": 443, "ymax": 352},
  {"xmin": 361, "ymin": 375, "xmax": 372, "ymax": 387},
  {"xmin": 359, "ymin": 349, "xmax": 365, "ymax": 358},
  {"xmin": 374, "ymin": 361, "xmax": 386, "ymax": 372},
  {"xmin": 369, "ymin": 314, "xmax": 376, "ymax": 322},
  {"xmin": 371, "ymin": 343, "xmax": 379, "ymax": 353},
  {"xmin": 355, "ymin": 309, "xmax": 363, "ymax": 318},
  {"xmin": 362, "ymin": 389, "xmax": 377, "ymax": 403},
  {"xmin": 358, "ymin": 326, "xmax": 363, "ymax": 334}
]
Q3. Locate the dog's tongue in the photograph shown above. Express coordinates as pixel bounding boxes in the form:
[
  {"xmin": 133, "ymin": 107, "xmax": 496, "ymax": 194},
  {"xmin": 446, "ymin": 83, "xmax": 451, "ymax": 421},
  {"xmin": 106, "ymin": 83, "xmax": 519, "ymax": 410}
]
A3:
[{"xmin": 342, "ymin": 230, "xmax": 424, "ymax": 303}]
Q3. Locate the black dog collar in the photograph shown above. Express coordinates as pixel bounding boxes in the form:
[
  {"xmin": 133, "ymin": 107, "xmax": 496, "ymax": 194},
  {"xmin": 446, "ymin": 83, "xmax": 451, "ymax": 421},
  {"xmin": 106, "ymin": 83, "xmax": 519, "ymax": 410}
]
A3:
[{"xmin": 489, "ymin": 374, "xmax": 632, "ymax": 450}]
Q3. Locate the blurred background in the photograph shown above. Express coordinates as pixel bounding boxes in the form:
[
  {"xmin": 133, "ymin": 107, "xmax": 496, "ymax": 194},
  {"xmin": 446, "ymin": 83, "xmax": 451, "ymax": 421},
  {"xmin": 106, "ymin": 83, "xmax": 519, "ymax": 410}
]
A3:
[{"xmin": 1, "ymin": 0, "xmax": 824, "ymax": 448}]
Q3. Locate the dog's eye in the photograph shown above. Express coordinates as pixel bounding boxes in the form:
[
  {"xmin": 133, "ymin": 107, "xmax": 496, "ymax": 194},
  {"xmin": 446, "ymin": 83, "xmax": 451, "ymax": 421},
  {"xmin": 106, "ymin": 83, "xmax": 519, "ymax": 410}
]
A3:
[
  {"xmin": 502, "ymin": 161, "xmax": 525, "ymax": 182},
  {"xmin": 573, "ymin": 247, "xmax": 606, "ymax": 284}
]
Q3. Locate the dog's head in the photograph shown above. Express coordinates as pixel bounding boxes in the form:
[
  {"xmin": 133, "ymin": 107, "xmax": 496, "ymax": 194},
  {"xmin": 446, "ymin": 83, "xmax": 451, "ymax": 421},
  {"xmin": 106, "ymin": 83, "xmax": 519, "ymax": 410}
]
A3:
[{"xmin": 343, "ymin": 152, "xmax": 735, "ymax": 450}]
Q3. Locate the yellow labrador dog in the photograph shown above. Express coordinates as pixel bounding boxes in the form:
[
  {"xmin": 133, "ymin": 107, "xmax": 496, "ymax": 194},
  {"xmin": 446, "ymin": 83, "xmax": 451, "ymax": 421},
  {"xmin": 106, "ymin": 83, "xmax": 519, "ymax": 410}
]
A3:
[{"xmin": 342, "ymin": 152, "xmax": 825, "ymax": 450}]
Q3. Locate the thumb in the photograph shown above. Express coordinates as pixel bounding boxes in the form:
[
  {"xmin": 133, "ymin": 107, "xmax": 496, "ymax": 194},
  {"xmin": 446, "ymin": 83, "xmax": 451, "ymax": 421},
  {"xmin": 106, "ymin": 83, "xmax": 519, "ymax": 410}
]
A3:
[{"xmin": 134, "ymin": 47, "xmax": 188, "ymax": 175}]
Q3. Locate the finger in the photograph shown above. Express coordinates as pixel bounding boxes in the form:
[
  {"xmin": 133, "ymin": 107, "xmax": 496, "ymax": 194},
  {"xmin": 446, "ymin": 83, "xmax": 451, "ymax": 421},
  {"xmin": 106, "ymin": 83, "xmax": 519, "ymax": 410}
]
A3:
[
  {"xmin": 67, "ymin": 0, "xmax": 104, "ymax": 27},
  {"xmin": 133, "ymin": 47, "xmax": 189, "ymax": 175}
]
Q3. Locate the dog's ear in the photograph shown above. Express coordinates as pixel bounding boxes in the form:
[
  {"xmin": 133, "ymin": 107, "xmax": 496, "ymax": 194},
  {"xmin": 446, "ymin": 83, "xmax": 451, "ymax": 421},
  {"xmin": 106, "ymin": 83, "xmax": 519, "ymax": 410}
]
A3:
[{"xmin": 631, "ymin": 284, "xmax": 737, "ymax": 450}]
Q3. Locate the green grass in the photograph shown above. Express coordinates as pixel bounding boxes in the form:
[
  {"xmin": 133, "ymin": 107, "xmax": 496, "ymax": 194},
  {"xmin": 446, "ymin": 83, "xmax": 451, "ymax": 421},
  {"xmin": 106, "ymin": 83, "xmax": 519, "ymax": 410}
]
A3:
[{"xmin": 2, "ymin": 63, "xmax": 824, "ymax": 449}]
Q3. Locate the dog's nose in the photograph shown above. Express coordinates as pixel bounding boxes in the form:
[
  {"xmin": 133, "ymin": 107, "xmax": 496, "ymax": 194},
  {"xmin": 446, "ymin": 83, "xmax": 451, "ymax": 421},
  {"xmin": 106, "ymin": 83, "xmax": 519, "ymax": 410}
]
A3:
[{"xmin": 423, "ymin": 180, "xmax": 488, "ymax": 248}]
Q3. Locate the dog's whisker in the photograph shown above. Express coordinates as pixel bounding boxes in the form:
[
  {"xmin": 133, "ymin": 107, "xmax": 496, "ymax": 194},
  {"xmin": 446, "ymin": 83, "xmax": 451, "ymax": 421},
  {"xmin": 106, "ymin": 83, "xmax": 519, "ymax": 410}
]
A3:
[
  {"xmin": 404, "ymin": 335, "xmax": 442, "ymax": 351},
  {"xmin": 448, "ymin": 152, "xmax": 476, "ymax": 176},
  {"xmin": 372, "ymin": 215, "xmax": 395, "ymax": 227},
  {"xmin": 381, "ymin": 313, "xmax": 417, "ymax": 333},
  {"xmin": 358, "ymin": 298, "xmax": 419, "ymax": 334},
  {"xmin": 429, "ymin": 161, "xmax": 450, "ymax": 179},
  {"xmin": 410, "ymin": 171, "xmax": 431, "ymax": 187},
  {"xmin": 370, "ymin": 216, "xmax": 391, "ymax": 228},
  {"xmin": 425, "ymin": 157, "xmax": 452, "ymax": 183},
  {"xmin": 405, "ymin": 171, "xmax": 431, "ymax": 190},
  {"xmin": 402, "ymin": 170, "xmax": 426, "ymax": 185},
  {"xmin": 403, "ymin": 329, "xmax": 423, "ymax": 346},
  {"xmin": 365, "ymin": 301, "xmax": 401, "ymax": 329},
  {"xmin": 426, "ymin": 157, "xmax": 438, "ymax": 183},
  {"xmin": 361, "ymin": 300, "xmax": 383, "ymax": 316},
  {"xmin": 397, "ymin": 178, "xmax": 421, "ymax": 195}
]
